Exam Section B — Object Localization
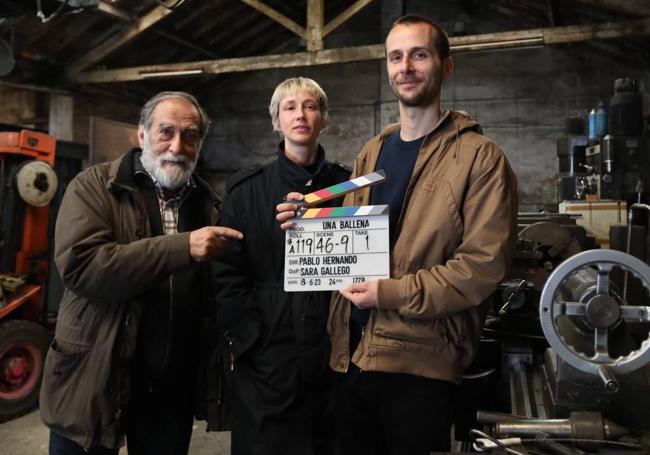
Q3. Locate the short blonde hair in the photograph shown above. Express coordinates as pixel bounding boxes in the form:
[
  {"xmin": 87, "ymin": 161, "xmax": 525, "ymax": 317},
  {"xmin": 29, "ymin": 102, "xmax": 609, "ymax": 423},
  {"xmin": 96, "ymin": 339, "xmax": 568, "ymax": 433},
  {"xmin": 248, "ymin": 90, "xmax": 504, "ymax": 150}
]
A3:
[{"xmin": 268, "ymin": 77, "xmax": 329, "ymax": 130}]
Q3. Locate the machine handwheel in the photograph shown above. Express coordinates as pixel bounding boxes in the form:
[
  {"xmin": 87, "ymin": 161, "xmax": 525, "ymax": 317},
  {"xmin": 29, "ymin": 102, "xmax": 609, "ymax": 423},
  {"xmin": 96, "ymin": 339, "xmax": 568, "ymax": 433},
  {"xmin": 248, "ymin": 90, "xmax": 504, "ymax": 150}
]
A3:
[
  {"xmin": 0, "ymin": 319, "xmax": 50, "ymax": 421},
  {"xmin": 539, "ymin": 250, "xmax": 650, "ymax": 383}
]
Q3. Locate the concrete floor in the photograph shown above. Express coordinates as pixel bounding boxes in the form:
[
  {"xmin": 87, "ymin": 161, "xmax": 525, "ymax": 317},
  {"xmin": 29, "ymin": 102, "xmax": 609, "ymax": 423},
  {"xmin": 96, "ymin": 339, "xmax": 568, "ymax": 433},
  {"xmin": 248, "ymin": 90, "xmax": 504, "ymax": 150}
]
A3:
[{"xmin": 0, "ymin": 410, "xmax": 230, "ymax": 454}]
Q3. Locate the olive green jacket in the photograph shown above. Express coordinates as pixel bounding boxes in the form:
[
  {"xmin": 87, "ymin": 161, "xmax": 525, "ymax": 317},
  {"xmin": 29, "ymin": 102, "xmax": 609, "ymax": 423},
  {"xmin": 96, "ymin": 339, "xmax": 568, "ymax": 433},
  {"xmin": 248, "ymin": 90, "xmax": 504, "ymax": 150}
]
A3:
[{"xmin": 40, "ymin": 149, "xmax": 220, "ymax": 449}]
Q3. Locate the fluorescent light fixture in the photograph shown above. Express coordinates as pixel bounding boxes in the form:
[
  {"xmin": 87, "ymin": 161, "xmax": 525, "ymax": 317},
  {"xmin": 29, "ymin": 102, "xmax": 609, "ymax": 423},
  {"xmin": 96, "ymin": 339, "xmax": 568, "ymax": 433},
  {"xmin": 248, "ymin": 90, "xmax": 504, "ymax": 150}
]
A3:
[{"xmin": 139, "ymin": 69, "xmax": 203, "ymax": 78}]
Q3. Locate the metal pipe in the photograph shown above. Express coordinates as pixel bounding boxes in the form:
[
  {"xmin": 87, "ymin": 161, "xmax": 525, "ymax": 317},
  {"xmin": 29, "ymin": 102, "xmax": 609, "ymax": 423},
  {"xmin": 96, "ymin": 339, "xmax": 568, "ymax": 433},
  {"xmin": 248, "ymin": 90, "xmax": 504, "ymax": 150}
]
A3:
[
  {"xmin": 597, "ymin": 365, "xmax": 619, "ymax": 392},
  {"xmin": 476, "ymin": 410, "xmax": 528, "ymax": 424},
  {"xmin": 623, "ymin": 195, "xmax": 650, "ymax": 301},
  {"xmin": 493, "ymin": 412, "xmax": 628, "ymax": 440}
]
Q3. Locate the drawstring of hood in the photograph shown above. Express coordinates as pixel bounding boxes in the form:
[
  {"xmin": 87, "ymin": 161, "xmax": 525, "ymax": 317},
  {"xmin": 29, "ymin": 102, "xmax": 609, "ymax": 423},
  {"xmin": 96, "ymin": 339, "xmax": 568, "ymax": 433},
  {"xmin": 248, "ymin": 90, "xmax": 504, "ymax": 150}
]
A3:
[{"xmin": 454, "ymin": 122, "xmax": 461, "ymax": 163}]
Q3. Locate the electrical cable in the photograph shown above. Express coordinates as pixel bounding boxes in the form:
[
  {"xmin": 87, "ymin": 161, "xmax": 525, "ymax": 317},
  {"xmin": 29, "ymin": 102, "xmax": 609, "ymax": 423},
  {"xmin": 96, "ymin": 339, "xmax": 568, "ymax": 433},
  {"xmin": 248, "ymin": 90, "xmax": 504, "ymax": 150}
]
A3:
[
  {"xmin": 471, "ymin": 427, "xmax": 644, "ymax": 454},
  {"xmin": 470, "ymin": 429, "xmax": 527, "ymax": 455},
  {"xmin": 36, "ymin": 0, "xmax": 84, "ymax": 23},
  {"xmin": 462, "ymin": 368, "xmax": 496, "ymax": 379},
  {"xmin": 483, "ymin": 327, "xmax": 548, "ymax": 340},
  {"xmin": 522, "ymin": 438, "xmax": 643, "ymax": 449}
]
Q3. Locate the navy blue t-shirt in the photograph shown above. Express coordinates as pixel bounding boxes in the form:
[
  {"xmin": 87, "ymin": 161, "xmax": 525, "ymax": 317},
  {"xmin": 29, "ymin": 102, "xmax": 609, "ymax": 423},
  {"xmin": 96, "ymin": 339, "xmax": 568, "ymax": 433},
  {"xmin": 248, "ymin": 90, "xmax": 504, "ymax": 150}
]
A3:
[
  {"xmin": 350, "ymin": 129, "xmax": 425, "ymax": 329},
  {"xmin": 371, "ymin": 130, "xmax": 424, "ymax": 243}
]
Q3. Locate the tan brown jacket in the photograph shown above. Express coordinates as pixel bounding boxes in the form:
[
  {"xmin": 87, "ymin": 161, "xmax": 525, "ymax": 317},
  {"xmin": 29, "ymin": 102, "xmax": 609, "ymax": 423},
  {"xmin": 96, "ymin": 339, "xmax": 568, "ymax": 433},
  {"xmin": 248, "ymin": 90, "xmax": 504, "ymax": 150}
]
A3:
[{"xmin": 328, "ymin": 111, "xmax": 518, "ymax": 383}]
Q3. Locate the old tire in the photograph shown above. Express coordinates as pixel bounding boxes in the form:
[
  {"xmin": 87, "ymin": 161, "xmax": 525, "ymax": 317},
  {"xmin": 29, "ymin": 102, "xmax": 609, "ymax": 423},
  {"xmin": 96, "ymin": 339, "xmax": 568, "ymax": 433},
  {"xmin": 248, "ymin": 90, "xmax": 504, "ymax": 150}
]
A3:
[{"xmin": 0, "ymin": 319, "xmax": 50, "ymax": 422}]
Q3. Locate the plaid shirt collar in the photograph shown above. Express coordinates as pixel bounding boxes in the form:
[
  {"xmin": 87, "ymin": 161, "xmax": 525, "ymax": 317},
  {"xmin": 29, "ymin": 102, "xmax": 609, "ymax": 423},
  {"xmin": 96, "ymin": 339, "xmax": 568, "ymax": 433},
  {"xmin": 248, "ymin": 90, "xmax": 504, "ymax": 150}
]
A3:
[{"xmin": 135, "ymin": 154, "xmax": 195, "ymax": 234}]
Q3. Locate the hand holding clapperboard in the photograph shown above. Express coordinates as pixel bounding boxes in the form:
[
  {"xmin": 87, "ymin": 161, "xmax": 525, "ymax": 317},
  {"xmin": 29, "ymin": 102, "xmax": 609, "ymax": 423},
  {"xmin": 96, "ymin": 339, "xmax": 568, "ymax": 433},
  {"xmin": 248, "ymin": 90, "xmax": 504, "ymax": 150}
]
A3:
[{"xmin": 284, "ymin": 170, "xmax": 391, "ymax": 292}]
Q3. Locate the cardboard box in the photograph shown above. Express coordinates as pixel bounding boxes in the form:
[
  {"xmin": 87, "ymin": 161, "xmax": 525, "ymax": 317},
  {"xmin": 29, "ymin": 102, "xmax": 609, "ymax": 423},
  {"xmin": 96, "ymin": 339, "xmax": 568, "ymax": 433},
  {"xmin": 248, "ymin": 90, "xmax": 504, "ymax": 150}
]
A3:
[{"xmin": 559, "ymin": 200, "xmax": 627, "ymax": 248}]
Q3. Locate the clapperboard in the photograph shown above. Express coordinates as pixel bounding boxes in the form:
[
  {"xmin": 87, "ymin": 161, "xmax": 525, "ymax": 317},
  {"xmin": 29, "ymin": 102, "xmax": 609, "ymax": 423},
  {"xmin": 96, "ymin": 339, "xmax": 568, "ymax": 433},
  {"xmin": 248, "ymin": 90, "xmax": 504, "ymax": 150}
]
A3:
[{"xmin": 284, "ymin": 171, "xmax": 390, "ymax": 292}]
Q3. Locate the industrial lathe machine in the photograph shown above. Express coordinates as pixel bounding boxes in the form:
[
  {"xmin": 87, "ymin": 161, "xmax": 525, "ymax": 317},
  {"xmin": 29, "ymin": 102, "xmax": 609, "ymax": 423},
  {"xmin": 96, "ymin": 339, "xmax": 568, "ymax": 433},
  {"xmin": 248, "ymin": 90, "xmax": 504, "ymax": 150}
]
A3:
[{"xmin": 460, "ymin": 77, "xmax": 650, "ymax": 455}]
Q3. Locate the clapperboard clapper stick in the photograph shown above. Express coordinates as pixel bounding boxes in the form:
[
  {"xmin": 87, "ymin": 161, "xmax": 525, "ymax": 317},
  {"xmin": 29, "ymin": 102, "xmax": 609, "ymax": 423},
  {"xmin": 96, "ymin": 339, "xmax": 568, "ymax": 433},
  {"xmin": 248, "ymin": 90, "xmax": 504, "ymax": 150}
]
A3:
[
  {"xmin": 284, "ymin": 170, "xmax": 391, "ymax": 292},
  {"xmin": 290, "ymin": 170, "xmax": 387, "ymax": 209}
]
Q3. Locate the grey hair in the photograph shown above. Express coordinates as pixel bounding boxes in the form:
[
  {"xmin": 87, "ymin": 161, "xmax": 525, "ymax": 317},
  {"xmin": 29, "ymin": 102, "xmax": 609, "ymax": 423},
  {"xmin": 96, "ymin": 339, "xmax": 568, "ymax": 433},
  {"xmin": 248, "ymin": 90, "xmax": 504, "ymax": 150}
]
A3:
[
  {"xmin": 268, "ymin": 77, "xmax": 329, "ymax": 130},
  {"xmin": 139, "ymin": 91, "xmax": 210, "ymax": 138}
]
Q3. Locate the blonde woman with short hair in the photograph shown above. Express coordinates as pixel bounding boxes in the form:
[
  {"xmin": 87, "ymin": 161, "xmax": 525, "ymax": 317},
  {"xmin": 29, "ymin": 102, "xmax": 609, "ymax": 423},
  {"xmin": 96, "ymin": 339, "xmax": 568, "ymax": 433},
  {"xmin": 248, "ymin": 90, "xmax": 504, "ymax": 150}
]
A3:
[{"xmin": 214, "ymin": 77, "xmax": 350, "ymax": 455}]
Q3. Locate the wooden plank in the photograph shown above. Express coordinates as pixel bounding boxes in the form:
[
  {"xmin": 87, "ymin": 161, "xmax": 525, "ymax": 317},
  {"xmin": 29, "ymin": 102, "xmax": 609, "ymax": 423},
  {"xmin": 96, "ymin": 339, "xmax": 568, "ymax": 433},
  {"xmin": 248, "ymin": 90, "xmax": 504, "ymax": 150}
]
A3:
[
  {"xmin": 66, "ymin": 4, "xmax": 174, "ymax": 75},
  {"xmin": 96, "ymin": 0, "xmax": 136, "ymax": 22},
  {"xmin": 323, "ymin": 0, "xmax": 375, "ymax": 37},
  {"xmin": 73, "ymin": 17, "xmax": 650, "ymax": 83},
  {"xmin": 542, "ymin": 18, "xmax": 650, "ymax": 43},
  {"xmin": 73, "ymin": 44, "xmax": 385, "ymax": 83},
  {"xmin": 240, "ymin": 0, "xmax": 306, "ymax": 38},
  {"xmin": 306, "ymin": 0, "xmax": 324, "ymax": 51}
]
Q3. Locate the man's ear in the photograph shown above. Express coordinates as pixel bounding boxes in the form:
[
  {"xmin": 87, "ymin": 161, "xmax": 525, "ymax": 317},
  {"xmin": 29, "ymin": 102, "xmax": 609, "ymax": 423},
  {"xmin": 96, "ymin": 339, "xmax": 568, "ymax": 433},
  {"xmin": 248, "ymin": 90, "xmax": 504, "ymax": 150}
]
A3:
[
  {"xmin": 137, "ymin": 126, "xmax": 145, "ymax": 149},
  {"xmin": 442, "ymin": 56, "xmax": 454, "ymax": 82}
]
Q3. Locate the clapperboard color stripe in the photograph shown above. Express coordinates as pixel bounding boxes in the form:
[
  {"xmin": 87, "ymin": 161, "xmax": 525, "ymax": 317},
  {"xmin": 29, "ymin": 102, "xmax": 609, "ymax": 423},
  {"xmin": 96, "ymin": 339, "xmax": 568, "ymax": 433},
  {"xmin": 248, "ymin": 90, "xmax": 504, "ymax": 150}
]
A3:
[
  {"xmin": 297, "ymin": 204, "xmax": 389, "ymax": 219},
  {"xmin": 301, "ymin": 170, "xmax": 386, "ymax": 207}
]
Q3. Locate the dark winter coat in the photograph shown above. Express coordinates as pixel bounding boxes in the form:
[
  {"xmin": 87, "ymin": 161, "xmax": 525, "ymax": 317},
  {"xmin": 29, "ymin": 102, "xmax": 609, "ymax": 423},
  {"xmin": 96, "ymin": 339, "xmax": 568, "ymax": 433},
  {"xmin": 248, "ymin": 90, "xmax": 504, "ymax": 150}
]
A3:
[
  {"xmin": 213, "ymin": 146, "xmax": 350, "ymax": 454},
  {"xmin": 40, "ymin": 149, "xmax": 221, "ymax": 450}
]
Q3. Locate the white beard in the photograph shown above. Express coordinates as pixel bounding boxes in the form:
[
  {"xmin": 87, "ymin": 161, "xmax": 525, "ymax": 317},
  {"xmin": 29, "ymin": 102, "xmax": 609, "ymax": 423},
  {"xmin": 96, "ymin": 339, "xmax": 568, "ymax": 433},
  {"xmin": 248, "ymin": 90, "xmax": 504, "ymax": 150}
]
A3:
[{"xmin": 140, "ymin": 133, "xmax": 198, "ymax": 190}]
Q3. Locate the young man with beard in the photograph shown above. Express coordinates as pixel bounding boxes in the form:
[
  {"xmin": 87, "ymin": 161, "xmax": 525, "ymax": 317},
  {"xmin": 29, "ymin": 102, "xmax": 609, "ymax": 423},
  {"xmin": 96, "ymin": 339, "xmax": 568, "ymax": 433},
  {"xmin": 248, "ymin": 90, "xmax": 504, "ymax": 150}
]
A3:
[
  {"xmin": 278, "ymin": 15, "xmax": 518, "ymax": 455},
  {"xmin": 40, "ymin": 92, "xmax": 243, "ymax": 455},
  {"xmin": 214, "ymin": 77, "xmax": 350, "ymax": 455}
]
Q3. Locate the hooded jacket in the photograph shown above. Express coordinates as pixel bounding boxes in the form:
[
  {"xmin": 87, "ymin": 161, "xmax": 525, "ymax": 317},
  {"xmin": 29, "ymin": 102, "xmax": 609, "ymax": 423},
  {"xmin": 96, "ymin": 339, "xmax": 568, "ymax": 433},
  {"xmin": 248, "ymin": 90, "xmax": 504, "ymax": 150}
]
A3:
[
  {"xmin": 39, "ymin": 149, "xmax": 220, "ymax": 449},
  {"xmin": 328, "ymin": 111, "xmax": 518, "ymax": 383}
]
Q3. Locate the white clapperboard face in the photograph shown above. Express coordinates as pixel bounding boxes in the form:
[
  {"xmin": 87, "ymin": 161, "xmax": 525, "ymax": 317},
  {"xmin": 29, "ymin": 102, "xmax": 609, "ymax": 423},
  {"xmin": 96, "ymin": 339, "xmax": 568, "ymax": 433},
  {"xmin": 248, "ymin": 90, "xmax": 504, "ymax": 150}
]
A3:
[
  {"xmin": 284, "ymin": 209, "xmax": 390, "ymax": 292},
  {"xmin": 284, "ymin": 171, "xmax": 391, "ymax": 292}
]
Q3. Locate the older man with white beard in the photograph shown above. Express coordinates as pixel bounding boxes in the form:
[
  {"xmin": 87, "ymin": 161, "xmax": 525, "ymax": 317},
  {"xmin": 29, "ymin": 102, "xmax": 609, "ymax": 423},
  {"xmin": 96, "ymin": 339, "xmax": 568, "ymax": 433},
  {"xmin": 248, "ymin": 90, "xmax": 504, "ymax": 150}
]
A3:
[{"xmin": 40, "ymin": 91, "xmax": 242, "ymax": 455}]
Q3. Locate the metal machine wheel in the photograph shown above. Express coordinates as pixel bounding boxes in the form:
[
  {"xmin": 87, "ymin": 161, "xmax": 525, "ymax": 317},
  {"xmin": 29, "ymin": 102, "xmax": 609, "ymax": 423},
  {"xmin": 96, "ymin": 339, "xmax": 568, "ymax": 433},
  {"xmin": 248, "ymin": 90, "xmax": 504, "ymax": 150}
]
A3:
[
  {"xmin": 0, "ymin": 319, "xmax": 50, "ymax": 421},
  {"xmin": 539, "ymin": 249, "xmax": 650, "ymax": 390}
]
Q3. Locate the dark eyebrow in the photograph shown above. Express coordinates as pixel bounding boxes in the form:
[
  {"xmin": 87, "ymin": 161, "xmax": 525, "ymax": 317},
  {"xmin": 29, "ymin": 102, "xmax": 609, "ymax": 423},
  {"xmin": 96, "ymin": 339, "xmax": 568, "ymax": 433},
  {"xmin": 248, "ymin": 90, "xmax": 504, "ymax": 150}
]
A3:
[{"xmin": 156, "ymin": 122, "xmax": 199, "ymax": 131}]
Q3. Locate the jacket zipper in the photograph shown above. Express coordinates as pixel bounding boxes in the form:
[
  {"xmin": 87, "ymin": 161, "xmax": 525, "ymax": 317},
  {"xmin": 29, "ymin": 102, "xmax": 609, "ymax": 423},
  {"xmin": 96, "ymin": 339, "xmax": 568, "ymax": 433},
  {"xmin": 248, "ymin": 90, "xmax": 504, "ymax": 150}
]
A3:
[
  {"xmin": 393, "ymin": 121, "xmax": 460, "ymax": 238},
  {"xmin": 154, "ymin": 274, "xmax": 174, "ymax": 391},
  {"xmin": 224, "ymin": 330, "xmax": 234, "ymax": 371},
  {"xmin": 359, "ymin": 325, "xmax": 366, "ymax": 373},
  {"xmin": 347, "ymin": 325, "xmax": 366, "ymax": 374}
]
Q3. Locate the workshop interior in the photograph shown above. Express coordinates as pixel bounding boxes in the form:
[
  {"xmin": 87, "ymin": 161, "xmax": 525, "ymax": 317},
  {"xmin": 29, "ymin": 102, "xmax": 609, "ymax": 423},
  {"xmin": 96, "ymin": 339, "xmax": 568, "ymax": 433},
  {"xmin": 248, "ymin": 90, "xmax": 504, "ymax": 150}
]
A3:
[{"xmin": 1, "ymin": 1, "xmax": 650, "ymax": 454}]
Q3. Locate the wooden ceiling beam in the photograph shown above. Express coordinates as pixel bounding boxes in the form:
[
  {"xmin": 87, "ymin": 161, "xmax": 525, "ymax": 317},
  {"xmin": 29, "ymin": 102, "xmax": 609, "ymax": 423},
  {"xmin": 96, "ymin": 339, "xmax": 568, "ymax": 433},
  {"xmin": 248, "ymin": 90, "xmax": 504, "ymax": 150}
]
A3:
[
  {"xmin": 72, "ymin": 17, "xmax": 650, "ymax": 84},
  {"xmin": 323, "ymin": 0, "xmax": 375, "ymax": 37},
  {"xmin": 66, "ymin": 4, "xmax": 174, "ymax": 75},
  {"xmin": 306, "ymin": 0, "xmax": 324, "ymax": 51},
  {"xmin": 240, "ymin": 0, "xmax": 372, "ymax": 50},
  {"xmin": 96, "ymin": 0, "xmax": 136, "ymax": 22},
  {"xmin": 74, "ymin": 44, "xmax": 385, "ymax": 83},
  {"xmin": 239, "ymin": 0, "xmax": 306, "ymax": 38}
]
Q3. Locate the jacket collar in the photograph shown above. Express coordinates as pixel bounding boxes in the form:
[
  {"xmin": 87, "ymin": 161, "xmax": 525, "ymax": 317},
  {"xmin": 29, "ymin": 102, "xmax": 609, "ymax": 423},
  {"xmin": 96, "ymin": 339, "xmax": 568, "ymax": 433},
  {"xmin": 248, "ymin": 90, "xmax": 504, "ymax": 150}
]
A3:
[
  {"xmin": 106, "ymin": 148, "xmax": 220, "ymax": 207},
  {"xmin": 277, "ymin": 141, "xmax": 329, "ymax": 188},
  {"xmin": 377, "ymin": 110, "xmax": 481, "ymax": 142}
]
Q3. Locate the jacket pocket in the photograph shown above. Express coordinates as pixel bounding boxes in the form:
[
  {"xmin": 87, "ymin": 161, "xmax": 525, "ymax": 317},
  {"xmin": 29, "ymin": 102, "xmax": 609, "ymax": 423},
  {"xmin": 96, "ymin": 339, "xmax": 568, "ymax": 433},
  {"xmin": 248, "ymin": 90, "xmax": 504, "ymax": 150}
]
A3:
[
  {"xmin": 40, "ymin": 339, "xmax": 93, "ymax": 429},
  {"xmin": 47, "ymin": 339, "xmax": 92, "ymax": 381},
  {"xmin": 441, "ymin": 181, "xmax": 463, "ymax": 234},
  {"xmin": 438, "ymin": 313, "xmax": 467, "ymax": 348},
  {"xmin": 372, "ymin": 312, "xmax": 450, "ymax": 352}
]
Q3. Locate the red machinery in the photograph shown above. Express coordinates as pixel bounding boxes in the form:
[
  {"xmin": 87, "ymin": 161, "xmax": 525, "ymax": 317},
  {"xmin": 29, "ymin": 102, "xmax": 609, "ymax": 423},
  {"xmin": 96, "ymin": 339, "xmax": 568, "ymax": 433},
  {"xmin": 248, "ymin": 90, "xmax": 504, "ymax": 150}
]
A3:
[{"xmin": 0, "ymin": 129, "xmax": 56, "ymax": 421}]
